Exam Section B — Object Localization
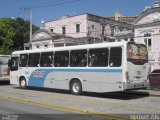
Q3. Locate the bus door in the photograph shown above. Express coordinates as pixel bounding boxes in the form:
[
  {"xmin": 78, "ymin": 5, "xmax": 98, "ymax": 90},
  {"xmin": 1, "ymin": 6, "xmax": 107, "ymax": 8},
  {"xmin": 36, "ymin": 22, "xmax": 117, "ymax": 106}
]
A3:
[{"xmin": 10, "ymin": 56, "xmax": 19, "ymax": 84}]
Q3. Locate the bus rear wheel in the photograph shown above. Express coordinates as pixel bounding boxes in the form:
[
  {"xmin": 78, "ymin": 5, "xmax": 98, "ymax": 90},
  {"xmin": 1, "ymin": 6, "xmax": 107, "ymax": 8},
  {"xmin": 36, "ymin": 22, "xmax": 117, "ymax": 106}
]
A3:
[
  {"xmin": 70, "ymin": 80, "xmax": 82, "ymax": 95},
  {"xmin": 20, "ymin": 78, "xmax": 27, "ymax": 89}
]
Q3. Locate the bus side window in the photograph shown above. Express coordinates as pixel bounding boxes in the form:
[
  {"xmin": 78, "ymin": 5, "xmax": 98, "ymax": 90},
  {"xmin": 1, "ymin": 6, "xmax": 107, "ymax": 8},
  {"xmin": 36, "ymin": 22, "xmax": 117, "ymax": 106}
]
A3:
[
  {"xmin": 70, "ymin": 50, "xmax": 87, "ymax": 67},
  {"xmin": 40, "ymin": 52, "xmax": 53, "ymax": 67},
  {"xmin": 19, "ymin": 54, "xmax": 28, "ymax": 67},
  {"xmin": 109, "ymin": 47, "xmax": 122, "ymax": 67},
  {"xmin": 28, "ymin": 53, "xmax": 40, "ymax": 67},
  {"xmin": 89, "ymin": 48, "xmax": 108, "ymax": 67},
  {"xmin": 54, "ymin": 51, "xmax": 69, "ymax": 67}
]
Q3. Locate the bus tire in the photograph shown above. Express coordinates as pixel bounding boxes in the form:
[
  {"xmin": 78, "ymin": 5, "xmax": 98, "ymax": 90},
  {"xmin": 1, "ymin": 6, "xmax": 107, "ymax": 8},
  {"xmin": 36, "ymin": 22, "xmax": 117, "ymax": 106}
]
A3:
[
  {"xmin": 70, "ymin": 80, "xmax": 82, "ymax": 95},
  {"xmin": 19, "ymin": 78, "xmax": 27, "ymax": 89}
]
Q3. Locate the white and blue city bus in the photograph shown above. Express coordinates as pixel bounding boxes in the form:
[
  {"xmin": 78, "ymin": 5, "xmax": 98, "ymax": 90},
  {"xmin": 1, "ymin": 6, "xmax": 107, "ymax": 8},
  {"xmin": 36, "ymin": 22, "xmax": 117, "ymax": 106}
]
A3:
[{"xmin": 9, "ymin": 41, "xmax": 149, "ymax": 95}]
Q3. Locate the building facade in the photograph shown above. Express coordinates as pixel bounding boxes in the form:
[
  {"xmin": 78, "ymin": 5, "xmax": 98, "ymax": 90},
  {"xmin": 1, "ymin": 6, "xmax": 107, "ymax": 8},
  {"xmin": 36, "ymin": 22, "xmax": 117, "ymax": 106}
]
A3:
[
  {"xmin": 106, "ymin": 11, "xmax": 137, "ymax": 24},
  {"xmin": 24, "ymin": 29, "xmax": 84, "ymax": 49},
  {"xmin": 134, "ymin": 2, "xmax": 160, "ymax": 70},
  {"xmin": 25, "ymin": 13, "xmax": 133, "ymax": 50},
  {"xmin": 42, "ymin": 13, "xmax": 133, "ymax": 44}
]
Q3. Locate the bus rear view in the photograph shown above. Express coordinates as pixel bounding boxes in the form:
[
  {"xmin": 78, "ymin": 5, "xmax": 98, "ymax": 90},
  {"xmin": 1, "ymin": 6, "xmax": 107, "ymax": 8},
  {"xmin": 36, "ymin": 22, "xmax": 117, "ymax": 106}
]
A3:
[{"xmin": 124, "ymin": 42, "xmax": 149, "ymax": 90}]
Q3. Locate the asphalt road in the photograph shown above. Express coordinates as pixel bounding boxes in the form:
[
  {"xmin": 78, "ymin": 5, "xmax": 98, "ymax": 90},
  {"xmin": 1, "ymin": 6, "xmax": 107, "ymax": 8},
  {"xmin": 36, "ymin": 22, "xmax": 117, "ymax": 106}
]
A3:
[
  {"xmin": 0, "ymin": 97, "xmax": 104, "ymax": 120},
  {"xmin": 0, "ymin": 82, "xmax": 160, "ymax": 120}
]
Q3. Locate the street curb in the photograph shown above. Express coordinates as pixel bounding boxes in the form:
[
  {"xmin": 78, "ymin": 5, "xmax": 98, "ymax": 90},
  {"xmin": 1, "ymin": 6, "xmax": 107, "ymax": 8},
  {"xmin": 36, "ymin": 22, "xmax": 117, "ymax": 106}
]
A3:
[
  {"xmin": 128, "ymin": 88, "xmax": 160, "ymax": 97},
  {"xmin": 149, "ymin": 94, "xmax": 160, "ymax": 97},
  {"xmin": 148, "ymin": 88, "xmax": 160, "ymax": 97}
]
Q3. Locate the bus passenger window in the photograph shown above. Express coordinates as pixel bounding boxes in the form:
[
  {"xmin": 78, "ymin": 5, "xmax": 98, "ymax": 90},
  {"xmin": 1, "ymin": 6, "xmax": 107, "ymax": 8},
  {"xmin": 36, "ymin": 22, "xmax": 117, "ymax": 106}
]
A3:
[
  {"xmin": 70, "ymin": 50, "xmax": 87, "ymax": 67},
  {"xmin": 40, "ymin": 52, "xmax": 53, "ymax": 67},
  {"xmin": 54, "ymin": 51, "xmax": 69, "ymax": 67},
  {"xmin": 19, "ymin": 54, "xmax": 28, "ymax": 67},
  {"xmin": 88, "ymin": 48, "xmax": 108, "ymax": 67},
  {"xmin": 109, "ymin": 47, "xmax": 122, "ymax": 67},
  {"xmin": 28, "ymin": 53, "xmax": 40, "ymax": 67}
]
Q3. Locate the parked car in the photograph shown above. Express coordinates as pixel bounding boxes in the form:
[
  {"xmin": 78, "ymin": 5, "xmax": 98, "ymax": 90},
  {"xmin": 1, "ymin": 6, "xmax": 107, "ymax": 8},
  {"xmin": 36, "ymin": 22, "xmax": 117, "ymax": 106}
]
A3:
[
  {"xmin": 149, "ymin": 69, "xmax": 160, "ymax": 89},
  {"xmin": 0, "ymin": 55, "xmax": 10, "ymax": 81}
]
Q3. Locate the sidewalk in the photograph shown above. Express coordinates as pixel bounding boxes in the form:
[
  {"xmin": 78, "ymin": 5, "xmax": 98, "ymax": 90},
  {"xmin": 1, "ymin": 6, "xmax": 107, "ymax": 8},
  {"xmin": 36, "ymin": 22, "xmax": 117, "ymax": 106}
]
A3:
[
  {"xmin": 134, "ymin": 88, "xmax": 160, "ymax": 97},
  {"xmin": 148, "ymin": 89, "xmax": 160, "ymax": 97}
]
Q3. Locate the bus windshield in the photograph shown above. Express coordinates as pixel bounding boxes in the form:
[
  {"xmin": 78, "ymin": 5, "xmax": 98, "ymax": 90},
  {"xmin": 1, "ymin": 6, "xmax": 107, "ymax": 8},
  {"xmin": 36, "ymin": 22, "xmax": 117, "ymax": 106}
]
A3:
[{"xmin": 127, "ymin": 43, "xmax": 148, "ymax": 65}]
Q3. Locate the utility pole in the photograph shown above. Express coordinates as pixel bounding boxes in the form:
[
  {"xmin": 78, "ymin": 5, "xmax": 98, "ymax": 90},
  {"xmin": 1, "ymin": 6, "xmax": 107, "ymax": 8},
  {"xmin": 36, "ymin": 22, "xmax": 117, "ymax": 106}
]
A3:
[
  {"xmin": 29, "ymin": 8, "xmax": 32, "ymax": 46},
  {"xmin": 21, "ymin": 8, "xmax": 32, "ymax": 49}
]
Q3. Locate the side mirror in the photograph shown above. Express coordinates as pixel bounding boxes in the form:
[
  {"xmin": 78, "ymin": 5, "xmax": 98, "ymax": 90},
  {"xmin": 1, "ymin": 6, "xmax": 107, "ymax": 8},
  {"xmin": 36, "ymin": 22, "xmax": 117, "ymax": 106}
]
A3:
[{"xmin": 8, "ymin": 59, "xmax": 11, "ymax": 68}]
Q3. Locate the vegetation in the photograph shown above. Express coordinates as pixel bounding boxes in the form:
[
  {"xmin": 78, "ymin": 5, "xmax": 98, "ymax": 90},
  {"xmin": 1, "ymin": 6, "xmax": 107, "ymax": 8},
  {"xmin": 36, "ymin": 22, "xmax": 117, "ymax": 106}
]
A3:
[{"xmin": 0, "ymin": 17, "xmax": 39, "ymax": 54}]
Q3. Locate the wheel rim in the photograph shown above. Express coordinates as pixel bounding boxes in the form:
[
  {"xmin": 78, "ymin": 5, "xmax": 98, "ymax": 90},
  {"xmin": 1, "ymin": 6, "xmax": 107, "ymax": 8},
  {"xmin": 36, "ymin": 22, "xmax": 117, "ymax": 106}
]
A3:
[
  {"xmin": 21, "ymin": 80, "xmax": 26, "ymax": 87},
  {"xmin": 72, "ymin": 83, "xmax": 80, "ymax": 93}
]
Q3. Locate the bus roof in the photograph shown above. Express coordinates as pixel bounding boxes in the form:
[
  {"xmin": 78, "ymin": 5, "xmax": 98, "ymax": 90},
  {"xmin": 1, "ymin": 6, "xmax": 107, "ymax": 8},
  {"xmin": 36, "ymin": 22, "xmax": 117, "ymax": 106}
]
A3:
[{"xmin": 12, "ymin": 41, "xmax": 127, "ymax": 55}]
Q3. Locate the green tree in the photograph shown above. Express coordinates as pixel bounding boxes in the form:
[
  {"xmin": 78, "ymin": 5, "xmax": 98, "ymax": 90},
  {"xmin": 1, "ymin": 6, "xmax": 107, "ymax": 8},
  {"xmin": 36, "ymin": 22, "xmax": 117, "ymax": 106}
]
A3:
[
  {"xmin": 10, "ymin": 17, "xmax": 39, "ymax": 50},
  {"xmin": 0, "ymin": 18, "xmax": 15, "ymax": 54},
  {"xmin": 0, "ymin": 17, "xmax": 39, "ymax": 54}
]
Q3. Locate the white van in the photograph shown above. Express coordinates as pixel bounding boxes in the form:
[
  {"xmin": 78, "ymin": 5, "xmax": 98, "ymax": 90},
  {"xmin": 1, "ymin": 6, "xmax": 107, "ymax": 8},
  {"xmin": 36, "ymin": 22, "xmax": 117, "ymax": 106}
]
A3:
[{"xmin": 0, "ymin": 55, "xmax": 10, "ymax": 81}]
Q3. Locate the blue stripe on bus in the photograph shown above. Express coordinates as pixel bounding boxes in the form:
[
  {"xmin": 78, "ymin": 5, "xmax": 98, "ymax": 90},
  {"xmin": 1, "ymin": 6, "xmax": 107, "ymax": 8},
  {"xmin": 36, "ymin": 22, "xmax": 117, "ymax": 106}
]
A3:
[{"xmin": 28, "ymin": 68, "xmax": 122, "ymax": 87}]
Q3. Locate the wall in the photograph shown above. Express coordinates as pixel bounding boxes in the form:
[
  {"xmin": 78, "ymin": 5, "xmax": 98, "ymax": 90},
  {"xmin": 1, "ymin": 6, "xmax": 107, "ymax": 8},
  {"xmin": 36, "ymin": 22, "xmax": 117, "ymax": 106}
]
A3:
[
  {"xmin": 134, "ymin": 8, "xmax": 160, "ymax": 70},
  {"xmin": 44, "ymin": 14, "xmax": 87, "ymax": 38}
]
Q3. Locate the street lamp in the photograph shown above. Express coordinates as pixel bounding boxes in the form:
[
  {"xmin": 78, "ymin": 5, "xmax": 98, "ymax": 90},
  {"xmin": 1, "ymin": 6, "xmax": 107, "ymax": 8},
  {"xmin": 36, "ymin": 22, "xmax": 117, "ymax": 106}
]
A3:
[{"xmin": 21, "ymin": 8, "xmax": 32, "ymax": 49}]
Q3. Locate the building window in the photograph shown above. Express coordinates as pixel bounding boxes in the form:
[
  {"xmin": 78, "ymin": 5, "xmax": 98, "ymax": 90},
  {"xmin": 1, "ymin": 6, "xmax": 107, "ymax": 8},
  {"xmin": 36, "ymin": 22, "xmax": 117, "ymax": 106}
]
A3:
[
  {"xmin": 62, "ymin": 26, "xmax": 66, "ymax": 35},
  {"xmin": 44, "ymin": 44, "xmax": 49, "ymax": 48},
  {"xmin": 111, "ymin": 27, "xmax": 114, "ymax": 36},
  {"xmin": 144, "ymin": 33, "xmax": 151, "ymax": 37},
  {"xmin": 36, "ymin": 45, "xmax": 40, "ymax": 49},
  {"xmin": 50, "ymin": 29, "xmax": 54, "ymax": 33},
  {"xmin": 102, "ymin": 26, "xmax": 105, "ymax": 36},
  {"xmin": 76, "ymin": 24, "xmax": 80, "ymax": 33},
  {"xmin": 91, "ymin": 25, "xmax": 94, "ymax": 30},
  {"xmin": 144, "ymin": 33, "xmax": 152, "ymax": 51}
]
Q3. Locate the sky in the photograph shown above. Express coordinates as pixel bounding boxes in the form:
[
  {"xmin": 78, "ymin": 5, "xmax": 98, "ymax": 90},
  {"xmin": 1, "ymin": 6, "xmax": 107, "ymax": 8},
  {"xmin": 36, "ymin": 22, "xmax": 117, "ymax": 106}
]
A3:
[{"xmin": 0, "ymin": 0, "xmax": 156, "ymax": 27}]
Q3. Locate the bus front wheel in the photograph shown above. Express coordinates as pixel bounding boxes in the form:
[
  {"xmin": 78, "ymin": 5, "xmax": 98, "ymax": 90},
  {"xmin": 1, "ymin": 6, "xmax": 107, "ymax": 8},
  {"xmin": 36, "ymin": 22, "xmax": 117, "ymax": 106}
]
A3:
[
  {"xmin": 70, "ymin": 80, "xmax": 82, "ymax": 95},
  {"xmin": 19, "ymin": 78, "xmax": 27, "ymax": 89}
]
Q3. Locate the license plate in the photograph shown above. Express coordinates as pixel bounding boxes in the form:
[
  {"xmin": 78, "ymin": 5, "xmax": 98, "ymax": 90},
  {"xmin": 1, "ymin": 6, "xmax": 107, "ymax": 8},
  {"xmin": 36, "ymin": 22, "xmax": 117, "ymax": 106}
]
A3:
[{"xmin": 137, "ymin": 71, "xmax": 141, "ymax": 75}]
